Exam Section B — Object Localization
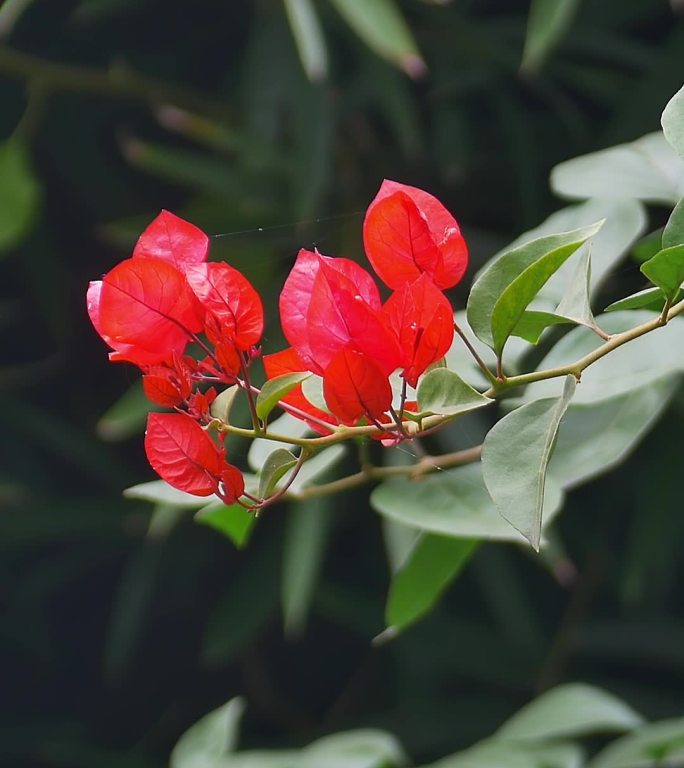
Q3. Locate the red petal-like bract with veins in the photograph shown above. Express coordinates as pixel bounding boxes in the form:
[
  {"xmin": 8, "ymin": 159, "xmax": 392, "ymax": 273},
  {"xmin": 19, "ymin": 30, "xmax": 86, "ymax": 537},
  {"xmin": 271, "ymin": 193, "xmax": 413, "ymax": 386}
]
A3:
[
  {"xmin": 263, "ymin": 348, "xmax": 337, "ymax": 433},
  {"xmin": 220, "ymin": 465, "xmax": 245, "ymax": 504},
  {"xmin": 145, "ymin": 412, "xmax": 228, "ymax": 496},
  {"xmin": 132, "ymin": 210, "xmax": 209, "ymax": 268},
  {"xmin": 323, "ymin": 347, "xmax": 392, "ymax": 426},
  {"xmin": 142, "ymin": 364, "xmax": 192, "ymax": 407},
  {"xmin": 185, "ymin": 262, "xmax": 263, "ymax": 351},
  {"xmin": 382, "ymin": 274, "xmax": 455, "ymax": 387},
  {"xmin": 95, "ymin": 258, "xmax": 203, "ymax": 364},
  {"xmin": 280, "ymin": 249, "xmax": 401, "ymax": 374},
  {"xmin": 363, "ymin": 180, "xmax": 468, "ymax": 290}
]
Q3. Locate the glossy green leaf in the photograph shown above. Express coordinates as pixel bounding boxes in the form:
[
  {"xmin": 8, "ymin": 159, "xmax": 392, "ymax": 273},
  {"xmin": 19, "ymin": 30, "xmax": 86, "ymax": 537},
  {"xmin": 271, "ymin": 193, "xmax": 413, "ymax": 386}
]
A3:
[
  {"xmin": 284, "ymin": 0, "xmax": 328, "ymax": 81},
  {"xmin": 195, "ymin": 501, "xmax": 256, "ymax": 548},
  {"xmin": 640, "ymin": 244, "xmax": 684, "ymax": 299},
  {"xmin": 497, "ymin": 683, "xmax": 643, "ymax": 742},
  {"xmin": 256, "ymin": 372, "xmax": 310, "ymax": 422},
  {"xmin": 551, "ymin": 132, "xmax": 684, "ymax": 205},
  {"xmin": 258, "ymin": 448, "xmax": 298, "ymax": 498},
  {"xmin": 123, "ymin": 480, "xmax": 209, "ymax": 508},
  {"xmin": 0, "ymin": 138, "xmax": 40, "ymax": 254},
  {"xmin": 549, "ymin": 377, "xmax": 679, "ymax": 490},
  {"xmin": 467, "ymin": 222, "xmax": 602, "ymax": 350},
  {"xmin": 416, "ymin": 368, "xmax": 492, "ymax": 416},
  {"xmin": 490, "ymin": 224, "xmax": 602, "ymax": 355},
  {"xmin": 96, "ymin": 382, "xmax": 154, "ymax": 441},
  {"xmin": 171, "ymin": 697, "xmax": 245, "ymax": 768},
  {"xmin": 282, "ymin": 498, "xmax": 333, "ymax": 636},
  {"xmin": 588, "ymin": 717, "xmax": 684, "ymax": 768},
  {"xmin": 604, "ymin": 287, "xmax": 666, "ymax": 313},
  {"xmin": 521, "ymin": 0, "xmax": 581, "ymax": 73},
  {"xmin": 371, "ymin": 463, "xmax": 564, "ymax": 545},
  {"xmin": 661, "ymin": 84, "xmax": 684, "ymax": 160},
  {"xmin": 663, "ymin": 196, "xmax": 684, "ymax": 249},
  {"xmin": 328, "ymin": 0, "xmax": 425, "ymax": 77},
  {"xmin": 482, "ymin": 375, "xmax": 576, "ymax": 550},
  {"xmin": 518, "ymin": 312, "xmax": 684, "ymax": 405},
  {"xmin": 385, "ymin": 534, "xmax": 477, "ymax": 634},
  {"xmin": 211, "ymin": 385, "xmax": 241, "ymax": 424}
]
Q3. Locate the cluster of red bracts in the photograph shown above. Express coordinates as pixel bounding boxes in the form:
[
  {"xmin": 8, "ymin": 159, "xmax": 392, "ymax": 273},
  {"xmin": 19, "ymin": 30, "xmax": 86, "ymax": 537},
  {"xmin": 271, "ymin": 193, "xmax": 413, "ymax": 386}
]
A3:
[{"xmin": 87, "ymin": 180, "xmax": 468, "ymax": 504}]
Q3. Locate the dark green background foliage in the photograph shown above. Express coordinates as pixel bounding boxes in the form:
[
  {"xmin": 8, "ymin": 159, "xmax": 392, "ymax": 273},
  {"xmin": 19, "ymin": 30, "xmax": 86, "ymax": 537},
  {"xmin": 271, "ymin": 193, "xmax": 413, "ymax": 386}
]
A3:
[{"xmin": 1, "ymin": 1, "xmax": 683, "ymax": 766}]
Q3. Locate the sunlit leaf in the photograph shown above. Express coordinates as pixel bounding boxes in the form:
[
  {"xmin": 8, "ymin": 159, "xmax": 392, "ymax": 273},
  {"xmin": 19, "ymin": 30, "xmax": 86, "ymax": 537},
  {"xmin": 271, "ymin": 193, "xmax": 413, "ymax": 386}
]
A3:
[
  {"xmin": 663, "ymin": 196, "xmax": 684, "ymax": 248},
  {"xmin": 123, "ymin": 479, "xmax": 210, "ymax": 508},
  {"xmin": 661, "ymin": 84, "xmax": 684, "ymax": 160},
  {"xmin": 497, "ymin": 683, "xmax": 643, "ymax": 742},
  {"xmin": 170, "ymin": 697, "xmax": 245, "ymax": 768},
  {"xmin": 551, "ymin": 132, "xmax": 684, "ymax": 204},
  {"xmin": 482, "ymin": 376, "xmax": 576, "ymax": 549},
  {"xmin": 588, "ymin": 717, "xmax": 684, "ymax": 768},
  {"xmin": 416, "ymin": 368, "xmax": 492, "ymax": 416},
  {"xmin": 384, "ymin": 534, "xmax": 477, "ymax": 634},
  {"xmin": 428, "ymin": 740, "xmax": 583, "ymax": 768}
]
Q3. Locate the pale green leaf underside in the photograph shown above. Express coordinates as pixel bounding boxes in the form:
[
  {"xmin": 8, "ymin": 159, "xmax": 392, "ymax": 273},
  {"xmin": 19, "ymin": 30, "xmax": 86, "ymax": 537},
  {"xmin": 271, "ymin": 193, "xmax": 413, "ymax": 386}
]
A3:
[
  {"xmin": 416, "ymin": 368, "xmax": 492, "ymax": 416},
  {"xmin": 661, "ymin": 84, "xmax": 684, "ymax": 161},
  {"xmin": 482, "ymin": 375, "xmax": 576, "ymax": 549},
  {"xmin": 258, "ymin": 448, "xmax": 298, "ymax": 498}
]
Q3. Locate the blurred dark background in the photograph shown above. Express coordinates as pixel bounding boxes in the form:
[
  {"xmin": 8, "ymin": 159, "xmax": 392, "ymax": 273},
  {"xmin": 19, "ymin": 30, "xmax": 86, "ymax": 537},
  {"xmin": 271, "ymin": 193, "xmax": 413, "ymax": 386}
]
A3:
[{"xmin": 1, "ymin": 1, "xmax": 683, "ymax": 766}]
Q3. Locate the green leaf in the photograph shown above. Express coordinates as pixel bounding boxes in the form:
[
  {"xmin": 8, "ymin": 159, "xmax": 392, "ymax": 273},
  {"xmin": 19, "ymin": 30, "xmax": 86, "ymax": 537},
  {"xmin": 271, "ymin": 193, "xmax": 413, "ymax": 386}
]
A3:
[
  {"xmin": 301, "ymin": 374, "xmax": 331, "ymax": 413},
  {"xmin": 96, "ymin": 382, "xmax": 154, "ymax": 441},
  {"xmin": 482, "ymin": 375, "xmax": 576, "ymax": 550},
  {"xmin": 499, "ymin": 198, "xmax": 645, "ymax": 305},
  {"xmin": 0, "ymin": 138, "xmax": 40, "ymax": 254},
  {"xmin": 248, "ymin": 413, "xmax": 310, "ymax": 471},
  {"xmin": 549, "ymin": 378, "xmax": 679, "ymax": 490},
  {"xmin": 497, "ymin": 683, "xmax": 643, "ymax": 742},
  {"xmin": 518, "ymin": 311, "xmax": 684, "ymax": 405},
  {"xmin": 588, "ymin": 717, "xmax": 684, "ymax": 768},
  {"xmin": 170, "ymin": 697, "xmax": 245, "ymax": 768},
  {"xmin": 304, "ymin": 729, "xmax": 406, "ymax": 768},
  {"xmin": 384, "ymin": 534, "xmax": 477, "ymax": 634},
  {"xmin": 282, "ymin": 498, "xmax": 333, "ymax": 636},
  {"xmin": 467, "ymin": 222, "xmax": 603, "ymax": 350},
  {"xmin": 287, "ymin": 445, "xmax": 346, "ymax": 494},
  {"xmin": 328, "ymin": 0, "xmax": 425, "ymax": 77},
  {"xmin": 256, "ymin": 372, "xmax": 310, "ymax": 422},
  {"xmin": 661, "ymin": 84, "xmax": 684, "ymax": 161},
  {"xmin": 550, "ymin": 132, "xmax": 684, "ymax": 205},
  {"xmin": 211, "ymin": 385, "xmax": 241, "ymax": 424},
  {"xmin": 512, "ymin": 310, "xmax": 572, "ymax": 344},
  {"xmin": 258, "ymin": 448, "xmax": 298, "ymax": 498},
  {"xmin": 490, "ymin": 225, "xmax": 602, "ymax": 355},
  {"xmin": 554, "ymin": 246, "xmax": 596, "ymax": 327},
  {"xmin": 429, "ymin": 740, "xmax": 583, "ymax": 768},
  {"xmin": 371, "ymin": 463, "xmax": 564, "ymax": 545},
  {"xmin": 284, "ymin": 0, "xmax": 328, "ymax": 81},
  {"xmin": 416, "ymin": 368, "xmax": 492, "ymax": 416},
  {"xmin": 604, "ymin": 287, "xmax": 666, "ymax": 313},
  {"xmin": 194, "ymin": 501, "xmax": 256, "ymax": 548},
  {"xmin": 640, "ymin": 244, "xmax": 684, "ymax": 299},
  {"xmin": 123, "ymin": 480, "xmax": 209, "ymax": 508},
  {"xmin": 521, "ymin": 0, "xmax": 581, "ymax": 73},
  {"xmin": 663, "ymin": 196, "xmax": 684, "ymax": 249}
]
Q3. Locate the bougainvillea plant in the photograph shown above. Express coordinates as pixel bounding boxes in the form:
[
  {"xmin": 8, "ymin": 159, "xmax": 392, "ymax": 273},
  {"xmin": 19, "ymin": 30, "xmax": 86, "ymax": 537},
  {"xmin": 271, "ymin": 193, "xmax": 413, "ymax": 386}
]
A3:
[{"xmin": 89, "ymin": 84, "xmax": 684, "ymax": 632}]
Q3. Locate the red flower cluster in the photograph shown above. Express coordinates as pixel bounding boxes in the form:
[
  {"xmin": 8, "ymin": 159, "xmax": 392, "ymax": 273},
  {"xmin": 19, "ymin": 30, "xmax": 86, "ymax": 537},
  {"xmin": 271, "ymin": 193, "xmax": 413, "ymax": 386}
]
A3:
[{"xmin": 87, "ymin": 181, "xmax": 467, "ymax": 505}]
